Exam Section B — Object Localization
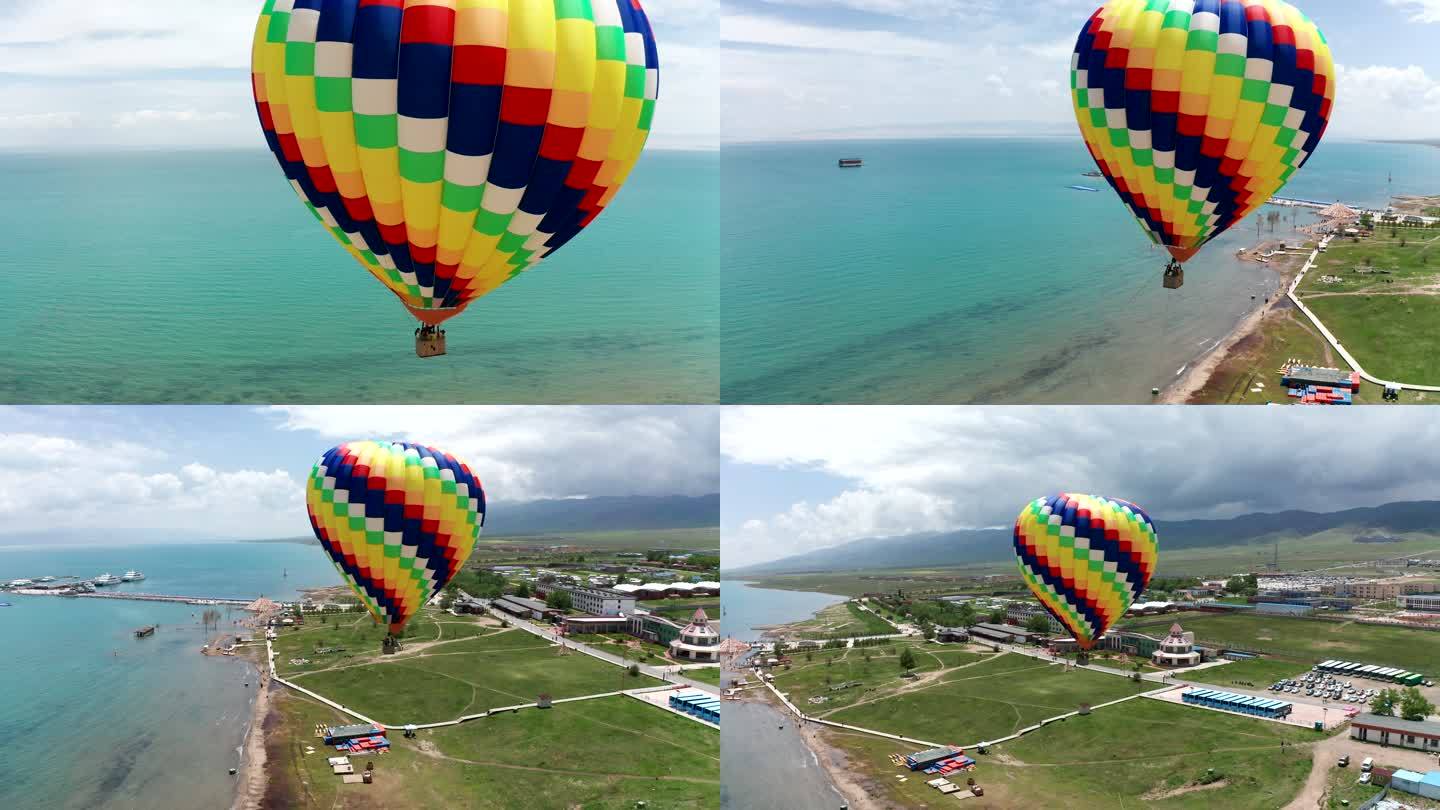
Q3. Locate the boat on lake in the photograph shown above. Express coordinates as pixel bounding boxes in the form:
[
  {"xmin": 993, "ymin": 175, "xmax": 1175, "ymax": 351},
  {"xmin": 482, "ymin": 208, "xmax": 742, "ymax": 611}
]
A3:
[
  {"xmin": 1069, "ymin": 185, "xmax": 1100, "ymax": 192},
  {"xmin": 122, "ymin": 570, "xmax": 147, "ymax": 582},
  {"xmin": 92, "ymin": 573, "xmax": 122, "ymax": 586},
  {"xmin": 838, "ymin": 158, "xmax": 863, "ymax": 168}
]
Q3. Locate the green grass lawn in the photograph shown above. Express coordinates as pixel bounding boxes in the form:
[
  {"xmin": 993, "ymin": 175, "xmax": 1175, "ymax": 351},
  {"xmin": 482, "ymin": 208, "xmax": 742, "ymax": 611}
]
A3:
[
  {"xmin": 683, "ymin": 667, "xmax": 721, "ymax": 685},
  {"xmin": 783, "ymin": 601, "xmax": 899, "ymax": 639},
  {"xmin": 270, "ymin": 689, "xmax": 717, "ymax": 809},
  {"xmin": 1179, "ymin": 657, "xmax": 1312, "ymax": 688},
  {"xmin": 823, "ymin": 692, "xmax": 1319, "ymax": 809},
  {"xmin": 1303, "ymin": 293, "xmax": 1440, "ymax": 383},
  {"xmin": 824, "ymin": 653, "xmax": 1145, "ymax": 745},
  {"xmin": 772, "ymin": 641, "xmax": 991, "ymax": 713},
  {"xmin": 287, "ymin": 625, "xmax": 662, "ymax": 723},
  {"xmin": 1122, "ymin": 612, "xmax": 1440, "ymax": 675}
]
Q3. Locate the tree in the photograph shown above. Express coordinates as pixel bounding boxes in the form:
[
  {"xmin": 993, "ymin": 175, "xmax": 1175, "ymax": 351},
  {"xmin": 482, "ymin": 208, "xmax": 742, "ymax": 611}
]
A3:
[
  {"xmin": 1371, "ymin": 688, "xmax": 1401, "ymax": 717},
  {"xmin": 899, "ymin": 648, "xmax": 917, "ymax": 671},
  {"xmin": 545, "ymin": 590, "xmax": 573, "ymax": 611},
  {"xmin": 987, "ymin": 607, "xmax": 1007, "ymax": 624},
  {"xmin": 513, "ymin": 582, "xmax": 532, "ymax": 598},
  {"xmin": 1400, "ymin": 687, "xmax": 1436, "ymax": 722},
  {"xmin": 627, "ymin": 664, "xmax": 641, "ymax": 678},
  {"xmin": 1025, "ymin": 614, "xmax": 1052, "ymax": 634},
  {"xmin": 923, "ymin": 624, "xmax": 936, "ymax": 641}
]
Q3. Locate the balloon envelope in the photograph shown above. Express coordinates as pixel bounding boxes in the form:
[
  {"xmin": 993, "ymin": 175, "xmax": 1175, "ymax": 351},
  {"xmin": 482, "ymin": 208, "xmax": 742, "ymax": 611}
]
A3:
[
  {"xmin": 306, "ymin": 440, "xmax": 485, "ymax": 634},
  {"xmin": 1013, "ymin": 493, "xmax": 1158, "ymax": 650},
  {"xmin": 252, "ymin": 0, "xmax": 660, "ymax": 325},
  {"xmin": 1071, "ymin": 0, "xmax": 1334, "ymax": 263}
]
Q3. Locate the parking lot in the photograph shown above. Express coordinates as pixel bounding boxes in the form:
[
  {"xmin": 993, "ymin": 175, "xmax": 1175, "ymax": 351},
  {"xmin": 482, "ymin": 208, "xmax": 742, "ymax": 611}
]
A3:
[{"xmin": 1148, "ymin": 684, "xmax": 1353, "ymax": 730}]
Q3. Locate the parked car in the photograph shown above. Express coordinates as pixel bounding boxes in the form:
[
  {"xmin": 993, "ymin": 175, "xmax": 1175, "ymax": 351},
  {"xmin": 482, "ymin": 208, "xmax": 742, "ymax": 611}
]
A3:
[
  {"xmin": 1337, "ymin": 755, "xmax": 1349, "ymax": 768},
  {"xmin": 1361, "ymin": 757, "xmax": 1374, "ymax": 773}
]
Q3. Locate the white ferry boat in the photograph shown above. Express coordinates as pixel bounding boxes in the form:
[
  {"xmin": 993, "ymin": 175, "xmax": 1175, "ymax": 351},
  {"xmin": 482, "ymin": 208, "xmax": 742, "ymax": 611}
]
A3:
[
  {"xmin": 92, "ymin": 573, "xmax": 122, "ymax": 586},
  {"xmin": 122, "ymin": 570, "xmax": 147, "ymax": 582}
]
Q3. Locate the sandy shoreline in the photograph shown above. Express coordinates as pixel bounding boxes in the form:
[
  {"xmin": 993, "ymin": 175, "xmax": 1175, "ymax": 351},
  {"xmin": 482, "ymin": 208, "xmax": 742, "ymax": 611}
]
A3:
[
  {"xmin": 230, "ymin": 662, "xmax": 273, "ymax": 810},
  {"xmin": 1159, "ymin": 237, "xmax": 1315, "ymax": 404}
]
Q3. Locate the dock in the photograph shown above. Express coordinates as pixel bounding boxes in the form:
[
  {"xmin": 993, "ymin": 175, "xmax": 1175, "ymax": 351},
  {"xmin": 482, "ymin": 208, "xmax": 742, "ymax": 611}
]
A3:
[{"xmin": 79, "ymin": 592, "xmax": 257, "ymax": 607}]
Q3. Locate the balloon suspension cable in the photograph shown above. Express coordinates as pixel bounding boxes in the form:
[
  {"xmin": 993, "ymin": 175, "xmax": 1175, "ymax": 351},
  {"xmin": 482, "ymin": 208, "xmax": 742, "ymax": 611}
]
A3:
[{"xmin": 415, "ymin": 322, "xmax": 448, "ymax": 358}]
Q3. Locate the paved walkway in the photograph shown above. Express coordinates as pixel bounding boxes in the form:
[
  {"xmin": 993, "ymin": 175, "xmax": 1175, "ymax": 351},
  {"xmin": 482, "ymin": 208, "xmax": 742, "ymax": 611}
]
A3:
[{"xmin": 1288, "ymin": 234, "xmax": 1440, "ymax": 392}]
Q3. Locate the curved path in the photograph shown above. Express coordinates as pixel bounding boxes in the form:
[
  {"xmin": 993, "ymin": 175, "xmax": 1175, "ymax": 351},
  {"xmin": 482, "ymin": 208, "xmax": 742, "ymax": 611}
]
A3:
[{"xmin": 1288, "ymin": 234, "xmax": 1440, "ymax": 392}]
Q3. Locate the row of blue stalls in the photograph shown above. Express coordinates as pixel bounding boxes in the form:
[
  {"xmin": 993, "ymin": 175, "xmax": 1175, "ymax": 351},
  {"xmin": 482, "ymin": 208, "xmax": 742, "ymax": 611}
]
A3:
[
  {"xmin": 669, "ymin": 690, "xmax": 719, "ymax": 725},
  {"xmin": 1182, "ymin": 688, "xmax": 1293, "ymax": 719}
]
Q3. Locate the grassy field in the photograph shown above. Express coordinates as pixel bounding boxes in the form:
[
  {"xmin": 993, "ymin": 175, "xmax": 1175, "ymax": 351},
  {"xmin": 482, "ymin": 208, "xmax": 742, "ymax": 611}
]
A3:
[
  {"xmin": 479, "ymin": 527, "xmax": 719, "ymax": 552},
  {"xmin": 1304, "ymin": 294, "xmax": 1440, "ymax": 383},
  {"xmin": 1179, "ymin": 656, "xmax": 1312, "ymax": 688},
  {"xmin": 277, "ymin": 610, "xmax": 664, "ymax": 722},
  {"xmin": 683, "ymin": 667, "xmax": 721, "ymax": 686},
  {"xmin": 821, "ymin": 653, "xmax": 1146, "ymax": 745},
  {"xmin": 267, "ymin": 689, "xmax": 718, "ymax": 809},
  {"xmin": 1187, "ymin": 229, "xmax": 1440, "ymax": 404},
  {"xmin": 772, "ymin": 641, "xmax": 992, "ymax": 714},
  {"xmin": 784, "ymin": 601, "xmax": 899, "ymax": 639},
  {"xmin": 1121, "ymin": 611, "xmax": 1440, "ymax": 674},
  {"xmin": 821, "ymin": 692, "xmax": 1320, "ymax": 809}
]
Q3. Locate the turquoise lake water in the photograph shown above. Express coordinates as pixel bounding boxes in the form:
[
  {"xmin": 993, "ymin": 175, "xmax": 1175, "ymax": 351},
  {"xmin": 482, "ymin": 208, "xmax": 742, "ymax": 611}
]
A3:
[
  {"xmin": 722, "ymin": 138, "xmax": 1440, "ymax": 404},
  {"xmin": 719, "ymin": 580, "xmax": 846, "ymax": 643},
  {"xmin": 0, "ymin": 543, "xmax": 342, "ymax": 809},
  {"xmin": 0, "ymin": 149, "xmax": 718, "ymax": 404}
]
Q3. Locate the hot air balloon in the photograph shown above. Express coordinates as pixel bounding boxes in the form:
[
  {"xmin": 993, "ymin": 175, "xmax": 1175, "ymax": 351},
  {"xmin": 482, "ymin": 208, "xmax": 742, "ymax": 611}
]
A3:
[
  {"xmin": 306, "ymin": 440, "xmax": 485, "ymax": 650},
  {"xmin": 251, "ymin": 0, "xmax": 660, "ymax": 356},
  {"xmin": 1071, "ymin": 1, "xmax": 1334, "ymax": 288},
  {"xmin": 1013, "ymin": 494, "xmax": 1158, "ymax": 655}
]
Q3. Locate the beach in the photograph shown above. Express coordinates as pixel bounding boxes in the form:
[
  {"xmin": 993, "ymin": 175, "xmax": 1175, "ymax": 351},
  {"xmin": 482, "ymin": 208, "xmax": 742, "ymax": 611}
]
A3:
[{"xmin": 1161, "ymin": 240, "xmax": 1314, "ymax": 404}]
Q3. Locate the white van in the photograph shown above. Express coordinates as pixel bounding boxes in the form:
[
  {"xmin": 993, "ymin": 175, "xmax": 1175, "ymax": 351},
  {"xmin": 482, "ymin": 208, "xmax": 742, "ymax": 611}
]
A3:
[{"xmin": 1361, "ymin": 757, "xmax": 1374, "ymax": 773}]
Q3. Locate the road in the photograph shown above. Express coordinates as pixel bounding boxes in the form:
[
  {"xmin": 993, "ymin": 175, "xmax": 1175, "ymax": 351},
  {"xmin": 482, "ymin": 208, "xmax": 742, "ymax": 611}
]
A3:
[{"xmin": 475, "ymin": 599, "xmax": 721, "ymax": 696}]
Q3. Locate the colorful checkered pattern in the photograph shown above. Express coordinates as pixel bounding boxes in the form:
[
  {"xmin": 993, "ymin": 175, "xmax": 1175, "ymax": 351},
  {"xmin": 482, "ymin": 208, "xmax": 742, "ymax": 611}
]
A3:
[
  {"xmin": 252, "ymin": 0, "xmax": 660, "ymax": 326},
  {"xmin": 1072, "ymin": 0, "xmax": 1334, "ymax": 263},
  {"xmin": 1013, "ymin": 493, "xmax": 1158, "ymax": 650},
  {"xmin": 306, "ymin": 441, "xmax": 486, "ymax": 634}
]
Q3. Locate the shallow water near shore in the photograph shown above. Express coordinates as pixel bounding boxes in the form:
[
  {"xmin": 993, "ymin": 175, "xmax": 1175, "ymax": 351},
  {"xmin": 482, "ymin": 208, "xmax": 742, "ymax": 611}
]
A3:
[
  {"xmin": 721, "ymin": 581, "xmax": 851, "ymax": 807},
  {"xmin": 723, "ymin": 138, "xmax": 1440, "ymax": 403},
  {"xmin": 0, "ymin": 543, "xmax": 342, "ymax": 809}
]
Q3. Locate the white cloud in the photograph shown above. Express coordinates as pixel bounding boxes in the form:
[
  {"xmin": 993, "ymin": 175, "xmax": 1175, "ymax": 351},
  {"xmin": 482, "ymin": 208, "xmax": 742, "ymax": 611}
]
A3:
[
  {"xmin": 113, "ymin": 109, "xmax": 237, "ymax": 128},
  {"xmin": 0, "ymin": 432, "xmax": 301, "ymax": 533},
  {"xmin": 723, "ymin": 406, "xmax": 1440, "ymax": 566},
  {"xmin": 1329, "ymin": 63, "xmax": 1440, "ymax": 140},
  {"xmin": 1387, "ymin": 0, "xmax": 1440, "ymax": 23},
  {"xmin": 265, "ymin": 405, "xmax": 720, "ymax": 503},
  {"xmin": 0, "ymin": 112, "xmax": 80, "ymax": 130}
]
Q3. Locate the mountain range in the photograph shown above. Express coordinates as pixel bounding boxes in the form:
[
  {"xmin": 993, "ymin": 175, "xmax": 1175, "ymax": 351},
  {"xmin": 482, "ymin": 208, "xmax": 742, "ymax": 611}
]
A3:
[
  {"xmin": 0, "ymin": 494, "xmax": 719, "ymax": 546},
  {"xmin": 729, "ymin": 500, "xmax": 1440, "ymax": 575}
]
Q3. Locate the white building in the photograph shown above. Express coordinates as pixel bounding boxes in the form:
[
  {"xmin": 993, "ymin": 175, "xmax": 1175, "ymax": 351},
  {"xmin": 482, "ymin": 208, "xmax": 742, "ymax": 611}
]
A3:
[
  {"xmin": 669, "ymin": 608, "xmax": 720, "ymax": 663},
  {"xmin": 1399, "ymin": 593, "xmax": 1440, "ymax": 613},
  {"xmin": 556, "ymin": 585, "xmax": 636, "ymax": 617},
  {"xmin": 1151, "ymin": 623, "xmax": 1201, "ymax": 668}
]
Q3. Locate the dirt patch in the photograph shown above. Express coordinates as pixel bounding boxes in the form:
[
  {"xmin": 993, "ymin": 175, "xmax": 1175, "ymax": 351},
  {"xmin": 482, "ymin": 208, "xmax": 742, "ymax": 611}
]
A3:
[{"xmin": 1142, "ymin": 778, "xmax": 1232, "ymax": 801}]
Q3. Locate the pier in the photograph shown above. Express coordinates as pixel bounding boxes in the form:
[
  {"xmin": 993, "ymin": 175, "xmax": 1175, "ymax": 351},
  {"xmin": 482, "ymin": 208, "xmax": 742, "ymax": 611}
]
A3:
[{"xmin": 5, "ymin": 588, "xmax": 270, "ymax": 607}]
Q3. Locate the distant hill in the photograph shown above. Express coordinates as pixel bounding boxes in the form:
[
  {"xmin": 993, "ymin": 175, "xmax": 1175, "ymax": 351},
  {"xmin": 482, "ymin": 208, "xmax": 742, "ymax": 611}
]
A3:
[
  {"xmin": 246, "ymin": 494, "xmax": 720, "ymax": 543},
  {"xmin": 729, "ymin": 500, "xmax": 1440, "ymax": 576},
  {"xmin": 0, "ymin": 495, "xmax": 719, "ymax": 548},
  {"xmin": 485, "ymin": 494, "xmax": 719, "ymax": 535}
]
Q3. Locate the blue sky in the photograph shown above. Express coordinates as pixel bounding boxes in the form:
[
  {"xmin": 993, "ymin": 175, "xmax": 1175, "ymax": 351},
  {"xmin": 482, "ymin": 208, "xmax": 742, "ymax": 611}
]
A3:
[
  {"xmin": 0, "ymin": 0, "xmax": 716, "ymax": 150},
  {"xmin": 722, "ymin": 405, "xmax": 1440, "ymax": 568},
  {"xmin": 0, "ymin": 405, "xmax": 719, "ymax": 538},
  {"xmin": 722, "ymin": 0, "xmax": 1440, "ymax": 142}
]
